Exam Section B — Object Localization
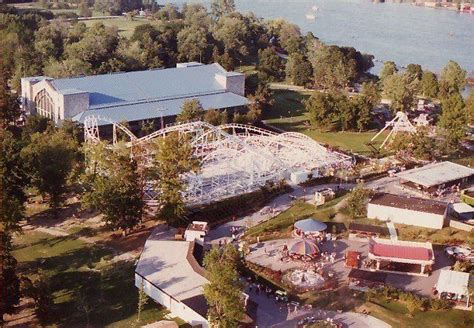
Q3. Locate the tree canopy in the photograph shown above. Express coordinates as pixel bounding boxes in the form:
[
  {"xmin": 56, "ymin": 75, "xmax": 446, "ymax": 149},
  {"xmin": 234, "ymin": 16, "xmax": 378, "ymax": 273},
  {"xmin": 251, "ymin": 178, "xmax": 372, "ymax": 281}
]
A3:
[
  {"xmin": 21, "ymin": 129, "xmax": 79, "ymax": 213},
  {"xmin": 151, "ymin": 132, "xmax": 200, "ymax": 226},
  {"xmin": 203, "ymin": 244, "xmax": 244, "ymax": 328},
  {"xmin": 82, "ymin": 143, "xmax": 144, "ymax": 234},
  {"xmin": 177, "ymin": 99, "xmax": 206, "ymax": 123}
]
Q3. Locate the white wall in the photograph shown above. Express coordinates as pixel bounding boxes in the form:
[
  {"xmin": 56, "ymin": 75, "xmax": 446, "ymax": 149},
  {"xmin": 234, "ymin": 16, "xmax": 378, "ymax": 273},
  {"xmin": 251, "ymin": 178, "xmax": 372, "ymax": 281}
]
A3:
[
  {"xmin": 135, "ymin": 274, "xmax": 208, "ymax": 328},
  {"xmin": 367, "ymin": 203, "xmax": 445, "ymax": 229}
]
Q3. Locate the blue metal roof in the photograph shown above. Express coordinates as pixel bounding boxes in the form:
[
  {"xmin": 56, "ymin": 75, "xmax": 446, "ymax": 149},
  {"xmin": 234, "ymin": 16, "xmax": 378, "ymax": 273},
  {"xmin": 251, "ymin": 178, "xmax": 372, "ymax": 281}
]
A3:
[
  {"xmin": 52, "ymin": 63, "xmax": 228, "ymax": 108},
  {"xmin": 72, "ymin": 92, "xmax": 249, "ymax": 125}
]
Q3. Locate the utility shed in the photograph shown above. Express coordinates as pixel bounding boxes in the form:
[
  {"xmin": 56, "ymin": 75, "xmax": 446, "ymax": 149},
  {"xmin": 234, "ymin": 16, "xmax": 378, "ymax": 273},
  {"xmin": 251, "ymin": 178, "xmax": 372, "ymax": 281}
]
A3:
[{"xmin": 367, "ymin": 193, "xmax": 447, "ymax": 229}]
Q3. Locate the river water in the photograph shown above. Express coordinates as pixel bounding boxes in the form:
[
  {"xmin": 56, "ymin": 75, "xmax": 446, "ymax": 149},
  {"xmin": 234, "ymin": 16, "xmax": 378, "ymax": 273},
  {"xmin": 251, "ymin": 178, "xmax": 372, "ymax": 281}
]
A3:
[{"xmin": 162, "ymin": 0, "xmax": 474, "ymax": 74}]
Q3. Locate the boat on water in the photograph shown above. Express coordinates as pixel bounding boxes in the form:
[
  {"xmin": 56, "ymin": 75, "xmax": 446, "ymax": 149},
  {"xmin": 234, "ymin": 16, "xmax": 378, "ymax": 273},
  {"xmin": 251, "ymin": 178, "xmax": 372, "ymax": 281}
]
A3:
[
  {"xmin": 306, "ymin": 13, "xmax": 316, "ymax": 20},
  {"xmin": 312, "ymin": 5, "xmax": 319, "ymax": 12}
]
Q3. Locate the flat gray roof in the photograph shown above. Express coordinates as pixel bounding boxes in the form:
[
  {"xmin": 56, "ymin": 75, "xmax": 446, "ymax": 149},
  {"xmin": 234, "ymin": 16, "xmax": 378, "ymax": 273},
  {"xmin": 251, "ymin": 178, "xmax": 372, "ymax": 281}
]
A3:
[
  {"xmin": 135, "ymin": 239, "xmax": 208, "ymax": 301},
  {"xmin": 397, "ymin": 161, "xmax": 474, "ymax": 188},
  {"xmin": 72, "ymin": 91, "xmax": 248, "ymax": 125},
  {"xmin": 51, "ymin": 63, "xmax": 232, "ymax": 107}
]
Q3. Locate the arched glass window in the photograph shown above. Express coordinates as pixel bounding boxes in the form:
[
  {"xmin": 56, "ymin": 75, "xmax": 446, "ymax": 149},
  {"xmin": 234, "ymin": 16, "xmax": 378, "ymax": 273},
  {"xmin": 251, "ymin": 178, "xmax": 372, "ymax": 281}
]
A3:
[{"xmin": 34, "ymin": 89, "xmax": 55, "ymax": 120}]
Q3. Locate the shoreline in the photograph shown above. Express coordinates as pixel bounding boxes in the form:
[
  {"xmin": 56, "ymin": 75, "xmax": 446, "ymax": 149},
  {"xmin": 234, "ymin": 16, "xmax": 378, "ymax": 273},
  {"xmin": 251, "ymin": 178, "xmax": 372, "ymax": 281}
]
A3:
[{"xmin": 375, "ymin": 0, "xmax": 474, "ymax": 15}]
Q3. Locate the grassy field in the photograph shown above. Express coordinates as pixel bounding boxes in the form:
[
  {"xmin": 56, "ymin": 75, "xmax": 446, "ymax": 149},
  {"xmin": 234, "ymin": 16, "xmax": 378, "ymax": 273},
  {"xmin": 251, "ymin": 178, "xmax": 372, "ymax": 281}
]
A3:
[
  {"xmin": 265, "ymin": 89, "xmax": 387, "ymax": 155},
  {"xmin": 243, "ymin": 196, "xmax": 347, "ymax": 242},
  {"xmin": 366, "ymin": 299, "xmax": 474, "ymax": 328},
  {"xmin": 83, "ymin": 17, "xmax": 160, "ymax": 38},
  {"xmin": 394, "ymin": 224, "xmax": 474, "ymax": 248},
  {"xmin": 12, "ymin": 228, "xmax": 186, "ymax": 327}
]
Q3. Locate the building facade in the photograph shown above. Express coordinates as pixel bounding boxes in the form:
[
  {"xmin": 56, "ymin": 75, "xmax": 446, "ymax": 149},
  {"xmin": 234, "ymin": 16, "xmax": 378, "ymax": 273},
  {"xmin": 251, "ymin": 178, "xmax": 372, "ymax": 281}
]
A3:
[
  {"xmin": 367, "ymin": 193, "xmax": 447, "ymax": 229},
  {"xmin": 21, "ymin": 62, "xmax": 248, "ymax": 126}
]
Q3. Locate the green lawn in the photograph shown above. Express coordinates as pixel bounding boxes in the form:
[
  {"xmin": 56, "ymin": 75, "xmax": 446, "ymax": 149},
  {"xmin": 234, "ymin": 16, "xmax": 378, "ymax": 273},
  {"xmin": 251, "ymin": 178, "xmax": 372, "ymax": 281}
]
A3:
[
  {"xmin": 265, "ymin": 90, "xmax": 388, "ymax": 155},
  {"xmin": 83, "ymin": 17, "xmax": 160, "ymax": 38},
  {"xmin": 12, "ymin": 230, "xmax": 185, "ymax": 327},
  {"xmin": 366, "ymin": 299, "xmax": 474, "ymax": 328},
  {"xmin": 394, "ymin": 224, "xmax": 474, "ymax": 248},
  {"xmin": 243, "ymin": 196, "xmax": 346, "ymax": 242}
]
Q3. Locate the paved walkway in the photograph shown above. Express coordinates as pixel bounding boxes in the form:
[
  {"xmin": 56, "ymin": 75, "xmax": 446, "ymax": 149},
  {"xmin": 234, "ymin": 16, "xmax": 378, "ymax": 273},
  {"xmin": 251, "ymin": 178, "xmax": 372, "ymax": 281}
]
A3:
[
  {"xmin": 272, "ymin": 309, "xmax": 391, "ymax": 328},
  {"xmin": 208, "ymin": 183, "xmax": 354, "ymax": 244}
]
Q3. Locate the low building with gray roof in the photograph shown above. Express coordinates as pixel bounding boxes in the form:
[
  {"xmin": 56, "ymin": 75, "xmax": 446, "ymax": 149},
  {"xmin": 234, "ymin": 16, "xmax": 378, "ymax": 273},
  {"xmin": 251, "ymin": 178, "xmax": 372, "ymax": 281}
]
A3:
[{"xmin": 21, "ymin": 62, "xmax": 249, "ymax": 127}]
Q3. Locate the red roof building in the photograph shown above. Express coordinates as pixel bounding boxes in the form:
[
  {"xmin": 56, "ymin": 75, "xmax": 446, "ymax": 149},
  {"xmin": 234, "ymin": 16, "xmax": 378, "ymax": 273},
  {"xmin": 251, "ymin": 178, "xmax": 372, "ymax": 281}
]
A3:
[{"xmin": 368, "ymin": 238, "xmax": 435, "ymax": 276}]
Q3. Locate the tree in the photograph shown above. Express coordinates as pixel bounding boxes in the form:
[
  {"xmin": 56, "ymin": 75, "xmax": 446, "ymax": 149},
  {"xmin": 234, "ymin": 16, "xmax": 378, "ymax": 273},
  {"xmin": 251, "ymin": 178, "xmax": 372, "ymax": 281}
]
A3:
[
  {"xmin": 351, "ymin": 95, "xmax": 373, "ymax": 132},
  {"xmin": 404, "ymin": 294, "xmax": 424, "ymax": 316},
  {"xmin": 379, "ymin": 61, "xmax": 397, "ymax": 83},
  {"xmin": 177, "ymin": 26, "xmax": 210, "ymax": 62},
  {"xmin": 421, "ymin": 70, "xmax": 439, "ymax": 99},
  {"xmin": 211, "ymin": 0, "xmax": 236, "ymax": 19},
  {"xmin": 309, "ymin": 45, "xmax": 356, "ymax": 90},
  {"xmin": 305, "ymin": 91, "xmax": 368, "ymax": 131},
  {"xmin": 94, "ymin": 0, "xmax": 122, "ymax": 15},
  {"xmin": 23, "ymin": 270, "xmax": 54, "ymax": 325},
  {"xmin": 277, "ymin": 22, "xmax": 302, "ymax": 54},
  {"xmin": 21, "ymin": 130, "xmax": 79, "ymax": 213},
  {"xmin": 43, "ymin": 58, "xmax": 92, "ymax": 78},
  {"xmin": 361, "ymin": 81, "xmax": 381, "ymax": 108},
  {"xmin": 136, "ymin": 281, "xmax": 148, "ymax": 323},
  {"xmin": 177, "ymin": 99, "xmax": 205, "ymax": 123},
  {"xmin": 346, "ymin": 185, "xmax": 372, "ymax": 219},
  {"xmin": 34, "ymin": 21, "xmax": 68, "ymax": 61},
  {"xmin": 0, "ymin": 60, "xmax": 20, "ymax": 128},
  {"xmin": 405, "ymin": 64, "xmax": 423, "ymax": 82},
  {"xmin": 65, "ymin": 22, "xmax": 120, "ymax": 74},
  {"xmin": 304, "ymin": 91, "xmax": 338, "ymax": 130},
  {"xmin": 466, "ymin": 89, "xmax": 474, "ymax": 125},
  {"xmin": 247, "ymin": 83, "xmax": 274, "ymax": 122},
  {"xmin": 438, "ymin": 91, "xmax": 467, "ymax": 147},
  {"xmin": 82, "ymin": 144, "xmax": 144, "ymax": 234},
  {"xmin": 285, "ymin": 53, "xmax": 313, "ymax": 87},
  {"xmin": 213, "ymin": 15, "xmax": 249, "ymax": 62},
  {"xmin": 204, "ymin": 108, "xmax": 228, "ymax": 126},
  {"xmin": 0, "ymin": 130, "xmax": 28, "ymax": 232},
  {"xmin": 151, "ymin": 133, "xmax": 200, "ymax": 226},
  {"xmin": 257, "ymin": 48, "xmax": 284, "ymax": 82},
  {"xmin": 0, "ymin": 231, "xmax": 20, "ymax": 321},
  {"xmin": 440, "ymin": 60, "xmax": 466, "ymax": 94},
  {"xmin": 388, "ymin": 127, "xmax": 436, "ymax": 160},
  {"xmin": 383, "ymin": 73, "xmax": 416, "ymax": 113},
  {"xmin": 155, "ymin": 3, "xmax": 182, "ymax": 21},
  {"xmin": 203, "ymin": 244, "xmax": 244, "ymax": 327},
  {"xmin": 79, "ymin": 1, "xmax": 92, "ymax": 17}
]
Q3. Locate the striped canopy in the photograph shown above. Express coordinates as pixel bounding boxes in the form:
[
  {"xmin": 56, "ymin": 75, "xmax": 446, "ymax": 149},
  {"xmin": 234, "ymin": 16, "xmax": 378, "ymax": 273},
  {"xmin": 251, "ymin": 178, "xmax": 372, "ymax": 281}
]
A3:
[{"xmin": 289, "ymin": 239, "xmax": 319, "ymax": 256}]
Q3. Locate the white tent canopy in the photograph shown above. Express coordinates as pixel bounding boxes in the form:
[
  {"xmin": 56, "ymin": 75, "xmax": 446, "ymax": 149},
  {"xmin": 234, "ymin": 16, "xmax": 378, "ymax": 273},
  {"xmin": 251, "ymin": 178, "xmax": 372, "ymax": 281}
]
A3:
[{"xmin": 436, "ymin": 269, "xmax": 470, "ymax": 297}]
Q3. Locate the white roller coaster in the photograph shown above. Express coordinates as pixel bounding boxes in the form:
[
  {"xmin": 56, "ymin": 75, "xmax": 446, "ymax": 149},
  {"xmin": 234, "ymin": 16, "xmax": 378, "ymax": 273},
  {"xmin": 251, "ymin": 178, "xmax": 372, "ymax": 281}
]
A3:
[{"xmin": 84, "ymin": 116, "xmax": 352, "ymax": 205}]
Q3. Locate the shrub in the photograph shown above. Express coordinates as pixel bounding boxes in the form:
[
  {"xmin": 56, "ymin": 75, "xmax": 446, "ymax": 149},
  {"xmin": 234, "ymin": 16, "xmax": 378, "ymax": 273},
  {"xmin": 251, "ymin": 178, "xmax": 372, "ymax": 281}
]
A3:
[{"xmin": 430, "ymin": 298, "xmax": 452, "ymax": 311}]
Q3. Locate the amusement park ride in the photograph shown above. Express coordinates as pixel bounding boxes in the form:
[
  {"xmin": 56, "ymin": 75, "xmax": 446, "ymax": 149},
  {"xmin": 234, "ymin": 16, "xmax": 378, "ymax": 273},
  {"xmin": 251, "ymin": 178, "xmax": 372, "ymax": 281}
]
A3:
[
  {"xmin": 370, "ymin": 111, "xmax": 417, "ymax": 149},
  {"xmin": 83, "ymin": 116, "xmax": 352, "ymax": 206}
]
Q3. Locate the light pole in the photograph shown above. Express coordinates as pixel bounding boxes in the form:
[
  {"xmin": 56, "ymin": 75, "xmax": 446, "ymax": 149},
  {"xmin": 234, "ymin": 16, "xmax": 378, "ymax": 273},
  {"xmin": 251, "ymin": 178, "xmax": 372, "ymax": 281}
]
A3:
[{"xmin": 156, "ymin": 107, "xmax": 167, "ymax": 130}]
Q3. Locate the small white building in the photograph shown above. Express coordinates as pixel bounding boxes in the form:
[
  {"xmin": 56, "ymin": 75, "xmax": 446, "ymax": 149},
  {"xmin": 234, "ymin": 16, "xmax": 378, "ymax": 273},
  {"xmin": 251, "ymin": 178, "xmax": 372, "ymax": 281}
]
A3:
[
  {"xmin": 367, "ymin": 193, "xmax": 448, "ymax": 229},
  {"xmin": 290, "ymin": 170, "xmax": 308, "ymax": 185},
  {"xmin": 313, "ymin": 188, "xmax": 335, "ymax": 206},
  {"xmin": 435, "ymin": 270, "xmax": 472, "ymax": 309},
  {"xmin": 184, "ymin": 221, "xmax": 209, "ymax": 245},
  {"xmin": 135, "ymin": 237, "xmax": 209, "ymax": 327}
]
